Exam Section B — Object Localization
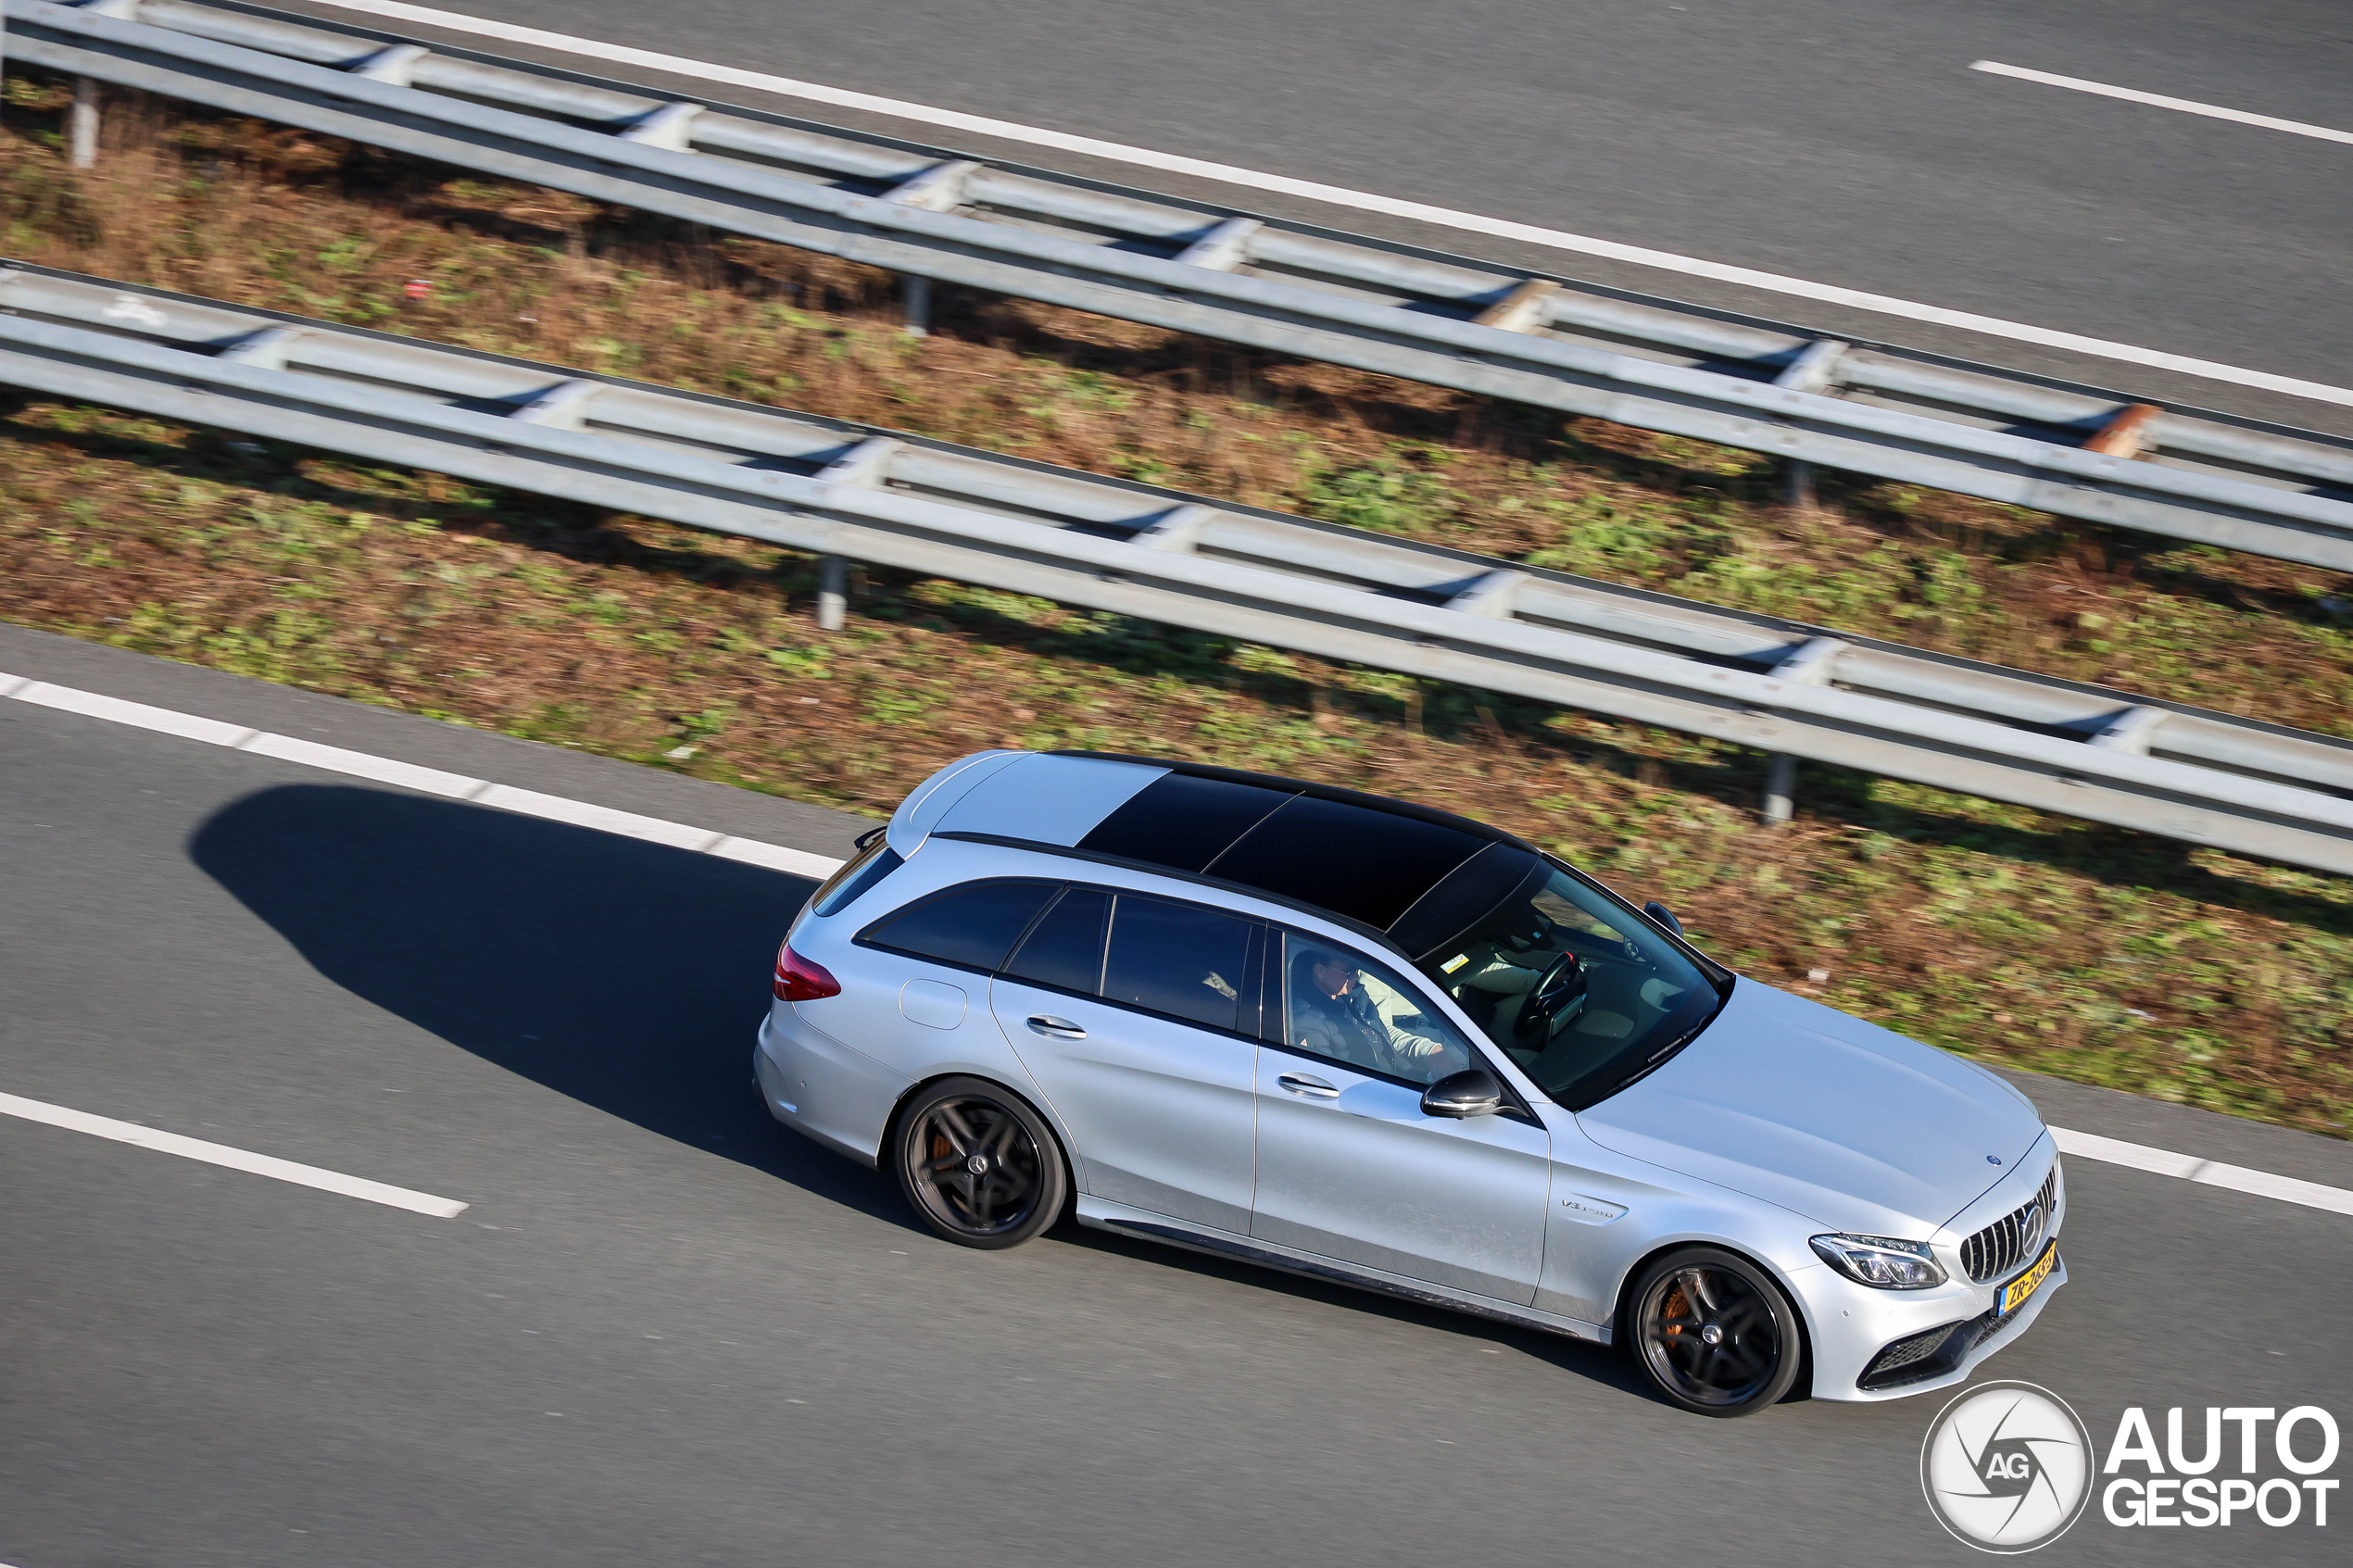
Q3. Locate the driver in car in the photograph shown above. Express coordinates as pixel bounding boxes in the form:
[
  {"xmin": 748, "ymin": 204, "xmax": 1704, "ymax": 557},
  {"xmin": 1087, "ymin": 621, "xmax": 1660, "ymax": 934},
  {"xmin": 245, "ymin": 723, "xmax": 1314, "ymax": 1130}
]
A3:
[{"xmin": 1295, "ymin": 952, "xmax": 1466, "ymax": 1081}]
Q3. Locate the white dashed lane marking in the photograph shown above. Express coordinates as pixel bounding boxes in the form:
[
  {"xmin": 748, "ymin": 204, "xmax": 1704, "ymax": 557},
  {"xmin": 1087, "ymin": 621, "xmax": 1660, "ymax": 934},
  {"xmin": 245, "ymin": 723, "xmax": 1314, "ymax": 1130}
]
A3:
[
  {"xmin": 2053, "ymin": 1127, "xmax": 2353, "ymax": 1217},
  {"xmin": 1971, "ymin": 61, "xmax": 2353, "ymax": 147},
  {"xmin": 0, "ymin": 1090, "xmax": 471, "ymax": 1217}
]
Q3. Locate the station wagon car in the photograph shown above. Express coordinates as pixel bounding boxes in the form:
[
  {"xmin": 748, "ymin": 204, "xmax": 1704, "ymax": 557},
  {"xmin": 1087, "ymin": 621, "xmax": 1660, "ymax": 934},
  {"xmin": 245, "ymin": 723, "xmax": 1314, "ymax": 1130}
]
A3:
[{"xmin": 755, "ymin": 750, "xmax": 2065, "ymax": 1416}]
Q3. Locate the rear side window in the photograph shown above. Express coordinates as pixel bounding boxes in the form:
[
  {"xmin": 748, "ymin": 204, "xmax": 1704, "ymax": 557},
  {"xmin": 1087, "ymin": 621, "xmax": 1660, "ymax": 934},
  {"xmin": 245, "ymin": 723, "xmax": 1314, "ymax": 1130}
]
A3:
[
  {"xmin": 862, "ymin": 880, "xmax": 1058, "ymax": 972},
  {"xmin": 811, "ymin": 839, "xmax": 904, "ymax": 917},
  {"xmin": 1101, "ymin": 896, "xmax": 1255, "ymax": 1033},
  {"xmin": 1004, "ymin": 887, "xmax": 1109, "ymax": 995}
]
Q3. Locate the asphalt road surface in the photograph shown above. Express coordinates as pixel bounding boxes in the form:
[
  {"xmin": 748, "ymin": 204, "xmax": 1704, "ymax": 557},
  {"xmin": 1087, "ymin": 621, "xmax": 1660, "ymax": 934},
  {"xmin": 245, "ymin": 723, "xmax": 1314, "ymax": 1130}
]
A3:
[
  {"xmin": 3, "ymin": 622, "xmax": 2348, "ymax": 1566},
  {"xmin": 270, "ymin": 0, "xmax": 2353, "ymax": 433}
]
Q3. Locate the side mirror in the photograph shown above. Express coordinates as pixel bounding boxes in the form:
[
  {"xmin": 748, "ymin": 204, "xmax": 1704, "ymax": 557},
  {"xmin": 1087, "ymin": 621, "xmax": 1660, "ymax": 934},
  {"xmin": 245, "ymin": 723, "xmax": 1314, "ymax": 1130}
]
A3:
[
  {"xmin": 1643, "ymin": 900, "xmax": 1684, "ymax": 937},
  {"xmin": 1421, "ymin": 1068, "xmax": 1504, "ymax": 1119}
]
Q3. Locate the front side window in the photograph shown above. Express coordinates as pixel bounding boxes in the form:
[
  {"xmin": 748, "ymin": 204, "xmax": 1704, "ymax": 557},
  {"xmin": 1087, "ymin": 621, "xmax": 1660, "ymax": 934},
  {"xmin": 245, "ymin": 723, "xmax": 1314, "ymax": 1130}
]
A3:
[
  {"xmin": 1101, "ymin": 896, "xmax": 1255, "ymax": 1033},
  {"xmin": 1417, "ymin": 861, "xmax": 1725, "ymax": 1110},
  {"xmin": 862, "ymin": 879, "xmax": 1059, "ymax": 972},
  {"xmin": 1277, "ymin": 933, "xmax": 1474, "ymax": 1087}
]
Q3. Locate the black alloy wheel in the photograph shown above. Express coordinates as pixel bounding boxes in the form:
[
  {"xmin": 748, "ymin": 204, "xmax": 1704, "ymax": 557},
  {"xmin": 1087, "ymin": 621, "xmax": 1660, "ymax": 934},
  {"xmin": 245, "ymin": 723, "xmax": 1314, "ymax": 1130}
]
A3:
[
  {"xmin": 893, "ymin": 1077, "xmax": 1068, "ymax": 1249},
  {"xmin": 1627, "ymin": 1247, "xmax": 1804, "ymax": 1417}
]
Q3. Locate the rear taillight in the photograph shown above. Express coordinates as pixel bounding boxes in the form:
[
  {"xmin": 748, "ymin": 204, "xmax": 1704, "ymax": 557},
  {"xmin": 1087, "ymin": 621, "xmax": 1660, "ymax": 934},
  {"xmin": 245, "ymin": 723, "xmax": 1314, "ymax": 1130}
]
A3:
[{"xmin": 774, "ymin": 942, "xmax": 841, "ymax": 1002}]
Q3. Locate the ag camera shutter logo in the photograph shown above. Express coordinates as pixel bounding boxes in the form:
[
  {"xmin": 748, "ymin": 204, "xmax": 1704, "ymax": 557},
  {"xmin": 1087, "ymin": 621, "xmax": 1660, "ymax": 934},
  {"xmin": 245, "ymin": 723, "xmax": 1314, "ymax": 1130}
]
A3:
[{"xmin": 1920, "ymin": 1382, "xmax": 2094, "ymax": 1552}]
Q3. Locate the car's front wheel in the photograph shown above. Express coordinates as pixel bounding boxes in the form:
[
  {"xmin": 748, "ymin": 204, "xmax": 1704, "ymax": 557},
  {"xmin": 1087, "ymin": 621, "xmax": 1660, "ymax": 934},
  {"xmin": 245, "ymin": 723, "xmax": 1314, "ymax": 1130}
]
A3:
[
  {"xmin": 893, "ymin": 1077, "xmax": 1068, "ymax": 1249},
  {"xmin": 1626, "ymin": 1247, "xmax": 1804, "ymax": 1417}
]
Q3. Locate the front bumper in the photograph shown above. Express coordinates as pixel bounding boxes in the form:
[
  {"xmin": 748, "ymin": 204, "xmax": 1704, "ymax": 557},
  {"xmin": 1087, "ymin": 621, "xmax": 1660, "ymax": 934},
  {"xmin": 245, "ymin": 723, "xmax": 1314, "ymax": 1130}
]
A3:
[{"xmin": 1798, "ymin": 1242, "xmax": 2067, "ymax": 1402}]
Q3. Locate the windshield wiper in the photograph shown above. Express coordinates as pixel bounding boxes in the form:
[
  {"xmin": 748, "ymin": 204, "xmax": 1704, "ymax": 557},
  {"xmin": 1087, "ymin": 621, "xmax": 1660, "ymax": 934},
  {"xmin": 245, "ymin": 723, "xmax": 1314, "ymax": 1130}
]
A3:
[{"xmin": 1610, "ymin": 1018, "xmax": 1708, "ymax": 1095}]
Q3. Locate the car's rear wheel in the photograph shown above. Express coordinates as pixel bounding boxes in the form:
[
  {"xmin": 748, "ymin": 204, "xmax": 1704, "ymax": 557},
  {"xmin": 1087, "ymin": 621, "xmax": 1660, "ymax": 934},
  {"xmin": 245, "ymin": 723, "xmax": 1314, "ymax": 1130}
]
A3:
[
  {"xmin": 1627, "ymin": 1247, "xmax": 1804, "ymax": 1417},
  {"xmin": 893, "ymin": 1077, "xmax": 1067, "ymax": 1249}
]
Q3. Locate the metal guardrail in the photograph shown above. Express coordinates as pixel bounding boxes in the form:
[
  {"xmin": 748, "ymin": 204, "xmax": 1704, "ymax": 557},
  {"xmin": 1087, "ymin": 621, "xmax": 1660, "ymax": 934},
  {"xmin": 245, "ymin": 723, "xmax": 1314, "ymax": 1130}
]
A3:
[
  {"xmin": 6, "ymin": 0, "xmax": 2353, "ymax": 574},
  {"xmin": 1, "ymin": 262, "xmax": 2347, "ymax": 873}
]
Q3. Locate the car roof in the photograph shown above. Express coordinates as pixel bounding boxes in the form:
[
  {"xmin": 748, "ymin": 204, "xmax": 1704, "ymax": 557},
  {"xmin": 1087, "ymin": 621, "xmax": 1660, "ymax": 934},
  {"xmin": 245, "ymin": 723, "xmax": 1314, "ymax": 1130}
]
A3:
[{"xmin": 894, "ymin": 749, "xmax": 1542, "ymax": 956}]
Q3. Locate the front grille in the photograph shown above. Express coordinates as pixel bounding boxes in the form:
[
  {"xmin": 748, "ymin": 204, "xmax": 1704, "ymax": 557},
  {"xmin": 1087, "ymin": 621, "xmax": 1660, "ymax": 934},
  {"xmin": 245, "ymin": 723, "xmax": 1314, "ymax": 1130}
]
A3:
[{"xmin": 1960, "ymin": 1164, "xmax": 2058, "ymax": 1284}]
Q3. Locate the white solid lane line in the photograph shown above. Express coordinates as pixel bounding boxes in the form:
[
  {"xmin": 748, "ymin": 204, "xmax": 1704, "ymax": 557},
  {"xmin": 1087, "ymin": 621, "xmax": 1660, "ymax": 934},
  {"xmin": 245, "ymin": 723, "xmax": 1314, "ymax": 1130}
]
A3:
[
  {"xmin": 1972, "ymin": 61, "xmax": 2353, "ymax": 146},
  {"xmin": 2053, "ymin": 1127, "xmax": 2353, "ymax": 1217},
  {"xmin": 11, "ymin": 667, "xmax": 2351, "ymax": 1221},
  {"xmin": 1, "ymin": 672, "xmax": 848, "ymax": 880},
  {"xmin": 296, "ymin": 0, "xmax": 2353, "ymax": 411},
  {"xmin": 0, "ymin": 1090, "xmax": 470, "ymax": 1217}
]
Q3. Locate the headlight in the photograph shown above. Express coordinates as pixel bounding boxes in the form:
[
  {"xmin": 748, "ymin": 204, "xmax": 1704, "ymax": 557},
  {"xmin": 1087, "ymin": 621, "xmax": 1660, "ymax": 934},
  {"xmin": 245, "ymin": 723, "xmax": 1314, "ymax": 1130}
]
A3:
[{"xmin": 1809, "ymin": 1233, "xmax": 1947, "ymax": 1289}]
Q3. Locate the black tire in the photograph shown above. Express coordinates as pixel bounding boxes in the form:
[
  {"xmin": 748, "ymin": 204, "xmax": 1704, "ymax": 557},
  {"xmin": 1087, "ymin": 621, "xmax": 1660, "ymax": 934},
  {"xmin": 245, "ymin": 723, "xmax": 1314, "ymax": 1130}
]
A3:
[
  {"xmin": 893, "ymin": 1077, "xmax": 1068, "ymax": 1249},
  {"xmin": 1625, "ymin": 1246, "xmax": 1805, "ymax": 1417}
]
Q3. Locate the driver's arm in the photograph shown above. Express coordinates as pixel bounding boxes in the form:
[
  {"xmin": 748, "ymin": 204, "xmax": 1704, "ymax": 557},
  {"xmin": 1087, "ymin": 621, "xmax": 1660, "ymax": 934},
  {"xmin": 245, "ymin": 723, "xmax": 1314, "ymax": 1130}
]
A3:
[{"xmin": 1360, "ymin": 973, "xmax": 1464, "ymax": 1072}]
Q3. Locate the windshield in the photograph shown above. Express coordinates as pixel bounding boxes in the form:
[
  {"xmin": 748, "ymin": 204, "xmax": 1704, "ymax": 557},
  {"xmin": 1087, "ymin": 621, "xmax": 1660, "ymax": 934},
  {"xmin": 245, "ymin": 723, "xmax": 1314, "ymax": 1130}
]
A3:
[{"xmin": 1415, "ymin": 860, "xmax": 1728, "ymax": 1110}]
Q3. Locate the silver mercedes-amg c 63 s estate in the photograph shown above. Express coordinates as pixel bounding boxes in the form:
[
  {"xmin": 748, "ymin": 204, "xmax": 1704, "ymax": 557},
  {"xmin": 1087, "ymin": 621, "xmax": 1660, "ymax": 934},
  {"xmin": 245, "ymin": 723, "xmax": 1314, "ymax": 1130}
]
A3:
[{"xmin": 756, "ymin": 750, "xmax": 2066, "ymax": 1417}]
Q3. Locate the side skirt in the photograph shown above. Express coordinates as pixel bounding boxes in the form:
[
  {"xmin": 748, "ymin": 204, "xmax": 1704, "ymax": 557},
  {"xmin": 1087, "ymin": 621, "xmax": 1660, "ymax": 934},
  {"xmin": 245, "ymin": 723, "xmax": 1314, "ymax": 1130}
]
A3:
[{"xmin": 1076, "ymin": 1196, "xmax": 1610, "ymax": 1346}]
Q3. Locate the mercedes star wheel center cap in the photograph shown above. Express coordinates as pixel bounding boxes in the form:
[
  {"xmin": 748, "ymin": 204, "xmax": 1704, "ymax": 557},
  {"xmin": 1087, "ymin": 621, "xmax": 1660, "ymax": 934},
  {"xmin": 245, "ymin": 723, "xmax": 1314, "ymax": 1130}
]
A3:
[
  {"xmin": 966, "ymin": 1154, "xmax": 990, "ymax": 1175},
  {"xmin": 1700, "ymin": 1323, "xmax": 1725, "ymax": 1346}
]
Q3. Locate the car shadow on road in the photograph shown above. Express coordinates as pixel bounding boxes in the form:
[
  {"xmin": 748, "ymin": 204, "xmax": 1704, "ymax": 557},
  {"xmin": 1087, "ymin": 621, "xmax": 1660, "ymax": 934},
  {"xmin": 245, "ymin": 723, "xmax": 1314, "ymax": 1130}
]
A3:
[
  {"xmin": 188, "ymin": 781, "xmax": 914, "ymax": 1230},
  {"xmin": 192, "ymin": 781, "xmax": 1743, "ymax": 1411}
]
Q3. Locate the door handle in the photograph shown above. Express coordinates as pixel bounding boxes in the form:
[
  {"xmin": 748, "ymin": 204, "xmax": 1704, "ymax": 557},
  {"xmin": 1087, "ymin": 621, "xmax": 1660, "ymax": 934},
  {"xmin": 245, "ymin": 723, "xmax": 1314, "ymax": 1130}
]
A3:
[
  {"xmin": 1277, "ymin": 1072, "xmax": 1340, "ymax": 1098},
  {"xmin": 1027, "ymin": 1015, "xmax": 1087, "ymax": 1039}
]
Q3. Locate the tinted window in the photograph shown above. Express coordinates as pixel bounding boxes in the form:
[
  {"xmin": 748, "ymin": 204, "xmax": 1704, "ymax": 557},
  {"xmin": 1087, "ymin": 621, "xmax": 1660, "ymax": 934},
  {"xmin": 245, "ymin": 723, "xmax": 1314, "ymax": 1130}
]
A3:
[
  {"xmin": 811, "ymin": 840, "xmax": 904, "ymax": 916},
  {"xmin": 1206, "ymin": 795, "xmax": 1486, "ymax": 929},
  {"xmin": 1078, "ymin": 773, "xmax": 1295, "ymax": 872},
  {"xmin": 1101, "ymin": 897, "xmax": 1254, "ymax": 1032},
  {"xmin": 1279, "ymin": 932, "xmax": 1474, "ymax": 1086},
  {"xmin": 863, "ymin": 880, "xmax": 1057, "ymax": 972},
  {"xmin": 1004, "ymin": 886, "xmax": 1109, "ymax": 995}
]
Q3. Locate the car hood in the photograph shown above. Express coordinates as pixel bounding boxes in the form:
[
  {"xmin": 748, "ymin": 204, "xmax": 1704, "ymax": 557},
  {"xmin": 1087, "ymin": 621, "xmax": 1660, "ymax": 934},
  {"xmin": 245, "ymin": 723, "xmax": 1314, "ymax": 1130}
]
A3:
[{"xmin": 1575, "ymin": 981, "xmax": 2045, "ymax": 1236}]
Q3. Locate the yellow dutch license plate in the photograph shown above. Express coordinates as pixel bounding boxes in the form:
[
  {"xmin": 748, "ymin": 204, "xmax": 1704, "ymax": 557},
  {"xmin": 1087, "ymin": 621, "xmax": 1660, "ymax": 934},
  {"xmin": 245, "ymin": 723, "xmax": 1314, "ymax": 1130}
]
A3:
[{"xmin": 1998, "ymin": 1240, "xmax": 2059, "ymax": 1315}]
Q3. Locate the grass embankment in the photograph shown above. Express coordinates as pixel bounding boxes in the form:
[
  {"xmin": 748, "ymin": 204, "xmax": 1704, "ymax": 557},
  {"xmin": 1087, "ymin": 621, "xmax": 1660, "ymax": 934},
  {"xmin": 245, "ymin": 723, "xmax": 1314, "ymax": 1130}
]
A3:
[{"xmin": 0, "ymin": 81, "xmax": 2347, "ymax": 1133}]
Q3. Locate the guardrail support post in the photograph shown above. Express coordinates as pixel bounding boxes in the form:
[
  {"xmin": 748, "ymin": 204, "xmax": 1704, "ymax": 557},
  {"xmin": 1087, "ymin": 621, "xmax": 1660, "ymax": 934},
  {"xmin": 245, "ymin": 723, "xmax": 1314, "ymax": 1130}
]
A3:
[
  {"xmin": 1786, "ymin": 458, "xmax": 1817, "ymax": 510},
  {"xmin": 345, "ymin": 43, "xmax": 429, "ymax": 86},
  {"xmin": 1760, "ymin": 636, "xmax": 1846, "ymax": 826},
  {"xmin": 1472, "ymin": 278, "xmax": 1558, "ymax": 334},
  {"xmin": 615, "ymin": 101, "xmax": 704, "ymax": 153},
  {"xmin": 815, "ymin": 555, "xmax": 848, "ymax": 633},
  {"xmin": 2088, "ymin": 704, "xmax": 2170, "ymax": 755},
  {"xmin": 1447, "ymin": 569, "xmax": 1526, "ymax": 619},
  {"xmin": 1772, "ymin": 340, "xmax": 1847, "ymax": 515},
  {"xmin": 2082, "ymin": 403, "xmax": 2163, "ymax": 458},
  {"xmin": 809, "ymin": 439, "xmax": 898, "ymax": 632},
  {"xmin": 1174, "ymin": 217, "xmax": 1261, "ymax": 273},
  {"xmin": 1763, "ymin": 753, "xmax": 1798, "ymax": 826},
  {"xmin": 1131, "ymin": 504, "xmax": 1214, "ymax": 552},
  {"xmin": 881, "ymin": 160, "xmax": 982, "ymax": 337},
  {"xmin": 69, "ymin": 77, "xmax": 98, "ymax": 168}
]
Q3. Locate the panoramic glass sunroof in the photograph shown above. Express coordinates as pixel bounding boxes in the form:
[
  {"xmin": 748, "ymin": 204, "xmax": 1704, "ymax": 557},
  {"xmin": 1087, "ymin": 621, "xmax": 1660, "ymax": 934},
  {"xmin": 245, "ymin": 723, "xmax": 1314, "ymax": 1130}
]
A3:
[
  {"xmin": 1203, "ymin": 795, "xmax": 1486, "ymax": 930},
  {"xmin": 1076, "ymin": 773, "xmax": 1295, "ymax": 873}
]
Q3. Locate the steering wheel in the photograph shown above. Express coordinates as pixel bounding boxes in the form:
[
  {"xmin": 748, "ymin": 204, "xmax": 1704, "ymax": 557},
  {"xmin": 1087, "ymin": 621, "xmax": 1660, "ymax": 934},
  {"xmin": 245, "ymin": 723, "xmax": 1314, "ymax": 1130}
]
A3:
[{"xmin": 1511, "ymin": 948, "xmax": 1587, "ymax": 1047}]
